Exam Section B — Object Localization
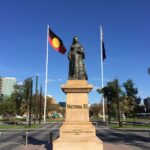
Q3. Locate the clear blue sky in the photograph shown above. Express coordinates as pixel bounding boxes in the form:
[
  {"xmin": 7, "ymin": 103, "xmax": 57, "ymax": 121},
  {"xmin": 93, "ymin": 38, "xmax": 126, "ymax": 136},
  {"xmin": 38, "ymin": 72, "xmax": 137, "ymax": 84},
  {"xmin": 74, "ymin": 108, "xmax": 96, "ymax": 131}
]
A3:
[{"xmin": 0, "ymin": 0, "xmax": 150, "ymax": 104}]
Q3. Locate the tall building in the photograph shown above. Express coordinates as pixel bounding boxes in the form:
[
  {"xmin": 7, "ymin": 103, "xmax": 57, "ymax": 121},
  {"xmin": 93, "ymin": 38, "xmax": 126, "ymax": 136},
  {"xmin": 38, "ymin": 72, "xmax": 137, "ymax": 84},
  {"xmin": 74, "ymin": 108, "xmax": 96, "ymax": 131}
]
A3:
[
  {"xmin": 144, "ymin": 97, "xmax": 150, "ymax": 111},
  {"xmin": 0, "ymin": 77, "xmax": 16, "ymax": 96}
]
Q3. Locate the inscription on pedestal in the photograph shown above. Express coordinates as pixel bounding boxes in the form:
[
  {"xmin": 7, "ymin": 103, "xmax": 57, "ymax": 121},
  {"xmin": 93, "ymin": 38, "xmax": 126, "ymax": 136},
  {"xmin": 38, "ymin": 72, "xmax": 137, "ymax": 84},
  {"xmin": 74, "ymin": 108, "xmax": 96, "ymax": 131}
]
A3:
[
  {"xmin": 62, "ymin": 129, "xmax": 94, "ymax": 135},
  {"xmin": 67, "ymin": 104, "xmax": 88, "ymax": 109}
]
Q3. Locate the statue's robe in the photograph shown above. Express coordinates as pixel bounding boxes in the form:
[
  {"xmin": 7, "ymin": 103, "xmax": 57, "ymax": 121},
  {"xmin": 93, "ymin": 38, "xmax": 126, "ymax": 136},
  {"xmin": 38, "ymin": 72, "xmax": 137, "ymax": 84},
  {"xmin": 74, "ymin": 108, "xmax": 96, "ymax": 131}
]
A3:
[{"xmin": 68, "ymin": 43, "xmax": 87, "ymax": 80}]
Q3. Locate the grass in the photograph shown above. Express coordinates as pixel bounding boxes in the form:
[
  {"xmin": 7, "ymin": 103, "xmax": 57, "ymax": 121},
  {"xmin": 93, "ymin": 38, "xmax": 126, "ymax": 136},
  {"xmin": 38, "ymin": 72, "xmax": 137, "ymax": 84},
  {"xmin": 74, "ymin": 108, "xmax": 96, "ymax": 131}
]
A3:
[
  {"xmin": 0, "ymin": 124, "xmax": 42, "ymax": 129},
  {"xmin": 123, "ymin": 118, "xmax": 150, "ymax": 122},
  {"xmin": 0, "ymin": 117, "xmax": 65, "ymax": 129},
  {"xmin": 109, "ymin": 123, "xmax": 150, "ymax": 129},
  {"xmin": 90, "ymin": 117, "xmax": 150, "ymax": 123},
  {"xmin": 90, "ymin": 117, "xmax": 150, "ymax": 129},
  {"xmin": 1, "ymin": 117, "xmax": 149, "ymax": 129},
  {"xmin": 46, "ymin": 117, "xmax": 65, "ymax": 122},
  {"xmin": 90, "ymin": 117, "xmax": 103, "ymax": 122}
]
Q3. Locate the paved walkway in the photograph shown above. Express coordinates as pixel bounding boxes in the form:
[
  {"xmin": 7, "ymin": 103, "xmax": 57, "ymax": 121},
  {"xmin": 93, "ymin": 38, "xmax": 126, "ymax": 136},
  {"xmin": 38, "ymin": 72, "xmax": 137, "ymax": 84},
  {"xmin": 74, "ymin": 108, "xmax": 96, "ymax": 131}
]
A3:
[
  {"xmin": 104, "ymin": 143, "xmax": 135, "ymax": 150},
  {"xmin": 14, "ymin": 143, "xmax": 135, "ymax": 150}
]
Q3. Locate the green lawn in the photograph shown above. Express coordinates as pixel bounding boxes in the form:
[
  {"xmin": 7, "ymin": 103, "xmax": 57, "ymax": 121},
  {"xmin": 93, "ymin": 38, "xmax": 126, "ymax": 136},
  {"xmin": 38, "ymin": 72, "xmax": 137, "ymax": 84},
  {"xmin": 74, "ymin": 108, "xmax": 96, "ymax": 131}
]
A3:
[
  {"xmin": 90, "ymin": 117, "xmax": 150, "ymax": 129},
  {"xmin": 46, "ymin": 117, "xmax": 65, "ymax": 122},
  {"xmin": 109, "ymin": 123, "xmax": 150, "ymax": 129},
  {"xmin": 90, "ymin": 117, "xmax": 150, "ymax": 123},
  {"xmin": 122, "ymin": 118, "xmax": 150, "ymax": 122},
  {"xmin": 0, "ymin": 124, "xmax": 42, "ymax": 129},
  {"xmin": 1, "ymin": 117, "xmax": 149, "ymax": 129}
]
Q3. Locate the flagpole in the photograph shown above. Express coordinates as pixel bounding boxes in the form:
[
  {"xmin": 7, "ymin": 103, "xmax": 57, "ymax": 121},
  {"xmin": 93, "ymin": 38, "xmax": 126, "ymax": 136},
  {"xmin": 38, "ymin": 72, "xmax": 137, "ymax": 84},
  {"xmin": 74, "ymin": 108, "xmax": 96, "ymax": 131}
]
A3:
[
  {"xmin": 100, "ymin": 26, "xmax": 105, "ymax": 122},
  {"xmin": 44, "ymin": 25, "xmax": 49, "ymax": 122}
]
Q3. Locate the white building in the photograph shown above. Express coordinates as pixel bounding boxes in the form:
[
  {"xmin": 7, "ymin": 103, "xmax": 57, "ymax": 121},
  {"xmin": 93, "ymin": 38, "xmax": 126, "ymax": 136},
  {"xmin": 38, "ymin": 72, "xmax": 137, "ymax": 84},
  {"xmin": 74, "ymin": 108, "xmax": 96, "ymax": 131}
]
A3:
[{"xmin": 0, "ymin": 77, "xmax": 16, "ymax": 96}]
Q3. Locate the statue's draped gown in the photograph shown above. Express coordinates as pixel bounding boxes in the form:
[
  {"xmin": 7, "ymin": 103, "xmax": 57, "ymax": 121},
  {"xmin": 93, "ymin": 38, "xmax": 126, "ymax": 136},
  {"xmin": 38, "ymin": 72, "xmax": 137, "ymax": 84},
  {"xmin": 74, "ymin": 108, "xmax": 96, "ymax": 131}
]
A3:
[{"xmin": 68, "ymin": 42, "xmax": 87, "ymax": 80}]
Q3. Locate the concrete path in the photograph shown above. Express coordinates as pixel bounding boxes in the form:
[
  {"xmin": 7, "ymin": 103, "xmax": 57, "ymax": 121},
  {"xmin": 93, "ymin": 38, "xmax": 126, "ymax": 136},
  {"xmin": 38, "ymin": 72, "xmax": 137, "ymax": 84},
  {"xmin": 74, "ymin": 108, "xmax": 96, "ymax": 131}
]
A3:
[{"xmin": 13, "ymin": 143, "xmax": 135, "ymax": 150}]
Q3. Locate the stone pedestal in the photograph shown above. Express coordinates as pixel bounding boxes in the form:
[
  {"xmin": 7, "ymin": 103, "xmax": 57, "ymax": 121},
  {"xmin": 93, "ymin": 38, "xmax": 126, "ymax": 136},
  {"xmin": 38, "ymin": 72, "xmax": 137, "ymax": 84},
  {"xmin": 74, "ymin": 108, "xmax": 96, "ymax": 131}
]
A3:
[{"xmin": 53, "ymin": 80, "xmax": 103, "ymax": 150}]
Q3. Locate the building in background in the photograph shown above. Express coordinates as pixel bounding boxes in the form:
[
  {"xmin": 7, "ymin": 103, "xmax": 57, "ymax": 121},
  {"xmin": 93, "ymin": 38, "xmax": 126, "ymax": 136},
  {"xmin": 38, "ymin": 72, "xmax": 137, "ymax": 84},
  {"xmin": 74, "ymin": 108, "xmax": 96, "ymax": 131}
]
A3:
[
  {"xmin": 47, "ymin": 95, "xmax": 57, "ymax": 104},
  {"xmin": 0, "ymin": 77, "xmax": 16, "ymax": 97},
  {"xmin": 59, "ymin": 102, "xmax": 66, "ymax": 108},
  {"xmin": 144, "ymin": 97, "xmax": 150, "ymax": 112}
]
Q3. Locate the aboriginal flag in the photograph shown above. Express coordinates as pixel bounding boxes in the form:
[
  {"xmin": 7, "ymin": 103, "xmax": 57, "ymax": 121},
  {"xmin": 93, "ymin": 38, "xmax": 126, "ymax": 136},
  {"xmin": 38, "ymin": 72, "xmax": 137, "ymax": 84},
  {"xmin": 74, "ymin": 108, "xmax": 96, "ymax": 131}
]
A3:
[{"xmin": 48, "ymin": 27, "xmax": 66, "ymax": 54}]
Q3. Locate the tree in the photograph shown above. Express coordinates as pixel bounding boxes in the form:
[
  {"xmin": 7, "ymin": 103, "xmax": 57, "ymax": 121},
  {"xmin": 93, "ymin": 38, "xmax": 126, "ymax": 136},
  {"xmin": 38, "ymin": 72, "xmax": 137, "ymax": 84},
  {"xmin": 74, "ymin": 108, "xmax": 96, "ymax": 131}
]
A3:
[
  {"xmin": 0, "ymin": 97, "xmax": 15, "ymax": 120},
  {"xmin": 97, "ymin": 83, "xmax": 116, "ymax": 123},
  {"xmin": 90, "ymin": 103, "xmax": 103, "ymax": 117},
  {"xmin": 10, "ymin": 84, "xmax": 24, "ymax": 115},
  {"xmin": 20, "ymin": 78, "xmax": 32, "ymax": 115},
  {"xmin": 98, "ymin": 79, "xmax": 123, "ymax": 127},
  {"xmin": 47, "ymin": 104, "xmax": 62, "ymax": 114},
  {"xmin": 28, "ymin": 78, "xmax": 33, "ymax": 127},
  {"xmin": 39, "ymin": 85, "xmax": 43, "ymax": 124},
  {"xmin": 123, "ymin": 79, "xmax": 140, "ymax": 122}
]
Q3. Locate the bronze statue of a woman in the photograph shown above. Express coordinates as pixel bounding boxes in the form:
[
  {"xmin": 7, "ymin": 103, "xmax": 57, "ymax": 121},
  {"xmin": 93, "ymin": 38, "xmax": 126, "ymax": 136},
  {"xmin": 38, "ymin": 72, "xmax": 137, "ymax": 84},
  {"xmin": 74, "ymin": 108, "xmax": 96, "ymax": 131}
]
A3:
[{"xmin": 68, "ymin": 36, "xmax": 88, "ymax": 80}]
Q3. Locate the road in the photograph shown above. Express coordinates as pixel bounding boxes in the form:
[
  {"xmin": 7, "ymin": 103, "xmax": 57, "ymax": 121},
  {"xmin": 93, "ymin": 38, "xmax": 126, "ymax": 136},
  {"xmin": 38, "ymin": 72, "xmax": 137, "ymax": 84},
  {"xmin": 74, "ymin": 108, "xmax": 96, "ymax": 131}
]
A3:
[
  {"xmin": 0, "ymin": 123, "xmax": 150, "ymax": 150},
  {"xmin": 96, "ymin": 128, "xmax": 150, "ymax": 150}
]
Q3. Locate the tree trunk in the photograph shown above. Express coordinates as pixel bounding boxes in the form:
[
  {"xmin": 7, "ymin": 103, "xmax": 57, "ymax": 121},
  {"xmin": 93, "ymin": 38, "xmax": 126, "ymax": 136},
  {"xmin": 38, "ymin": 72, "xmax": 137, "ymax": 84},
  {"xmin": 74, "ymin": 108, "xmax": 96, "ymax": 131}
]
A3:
[
  {"xmin": 115, "ymin": 80, "xmax": 122, "ymax": 127},
  {"xmin": 29, "ymin": 78, "xmax": 33, "ymax": 127}
]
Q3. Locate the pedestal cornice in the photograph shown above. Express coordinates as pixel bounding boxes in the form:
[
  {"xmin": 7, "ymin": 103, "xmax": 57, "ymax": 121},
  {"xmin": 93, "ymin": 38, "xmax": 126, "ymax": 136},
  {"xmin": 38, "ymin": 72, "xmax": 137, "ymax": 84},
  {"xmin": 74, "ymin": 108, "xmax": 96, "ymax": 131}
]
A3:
[{"xmin": 61, "ymin": 80, "xmax": 93, "ymax": 93}]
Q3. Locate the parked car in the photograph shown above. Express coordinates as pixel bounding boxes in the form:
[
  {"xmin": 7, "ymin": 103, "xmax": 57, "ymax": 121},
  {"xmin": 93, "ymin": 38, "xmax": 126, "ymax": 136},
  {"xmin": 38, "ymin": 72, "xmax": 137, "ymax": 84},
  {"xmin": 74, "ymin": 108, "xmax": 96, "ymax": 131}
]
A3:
[{"xmin": 15, "ymin": 115, "xmax": 24, "ymax": 119}]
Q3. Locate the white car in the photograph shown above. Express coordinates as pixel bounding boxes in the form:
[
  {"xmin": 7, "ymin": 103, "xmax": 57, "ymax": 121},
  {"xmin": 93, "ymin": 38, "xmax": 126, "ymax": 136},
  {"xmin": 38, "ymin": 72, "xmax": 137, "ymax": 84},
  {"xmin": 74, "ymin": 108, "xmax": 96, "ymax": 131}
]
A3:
[{"xmin": 15, "ymin": 115, "xmax": 24, "ymax": 119}]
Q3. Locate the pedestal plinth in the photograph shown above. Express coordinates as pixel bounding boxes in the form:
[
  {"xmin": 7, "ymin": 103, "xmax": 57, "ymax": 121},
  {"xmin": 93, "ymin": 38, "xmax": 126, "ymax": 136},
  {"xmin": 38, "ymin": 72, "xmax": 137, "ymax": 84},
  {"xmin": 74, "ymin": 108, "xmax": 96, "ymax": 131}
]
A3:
[{"xmin": 53, "ymin": 80, "xmax": 103, "ymax": 150}]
